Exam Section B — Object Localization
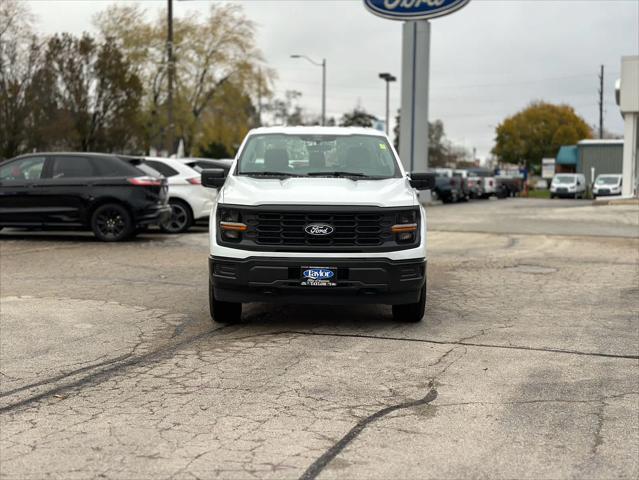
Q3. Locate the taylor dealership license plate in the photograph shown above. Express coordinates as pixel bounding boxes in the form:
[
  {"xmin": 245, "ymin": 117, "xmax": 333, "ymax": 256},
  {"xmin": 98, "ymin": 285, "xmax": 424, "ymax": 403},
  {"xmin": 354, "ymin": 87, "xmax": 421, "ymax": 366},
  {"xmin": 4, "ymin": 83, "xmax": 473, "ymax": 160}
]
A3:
[{"xmin": 301, "ymin": 267, "xmax": 337, "ymax": 287}]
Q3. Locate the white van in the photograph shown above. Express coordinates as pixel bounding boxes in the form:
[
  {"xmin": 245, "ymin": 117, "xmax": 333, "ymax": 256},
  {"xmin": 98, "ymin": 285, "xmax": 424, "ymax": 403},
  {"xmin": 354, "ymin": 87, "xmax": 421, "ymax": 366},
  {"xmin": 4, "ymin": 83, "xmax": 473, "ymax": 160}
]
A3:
[
  {"xmin": 550, "ymin": 173, "xmax": 586, "ymax": 199},
  {"xmin": 593, "ymin": 174, "xmax": 622, "ymax": 199}
]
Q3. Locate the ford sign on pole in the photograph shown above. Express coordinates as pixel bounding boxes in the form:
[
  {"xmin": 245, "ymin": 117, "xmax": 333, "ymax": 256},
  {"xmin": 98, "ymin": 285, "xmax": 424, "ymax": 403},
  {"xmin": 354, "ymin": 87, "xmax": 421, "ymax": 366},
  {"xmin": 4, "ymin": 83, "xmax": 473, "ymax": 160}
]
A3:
[{"xmin": 363, "ymin": 0, "xmax": 471, "ymax": 21}]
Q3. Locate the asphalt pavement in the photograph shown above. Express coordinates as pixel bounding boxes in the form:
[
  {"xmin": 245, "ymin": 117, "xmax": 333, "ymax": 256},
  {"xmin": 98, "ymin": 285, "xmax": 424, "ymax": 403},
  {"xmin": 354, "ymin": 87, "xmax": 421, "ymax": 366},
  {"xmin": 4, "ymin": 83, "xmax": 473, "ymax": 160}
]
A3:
[{"xmin": 1, "ymin": 198, "xmax": 638, "ymax": 479}]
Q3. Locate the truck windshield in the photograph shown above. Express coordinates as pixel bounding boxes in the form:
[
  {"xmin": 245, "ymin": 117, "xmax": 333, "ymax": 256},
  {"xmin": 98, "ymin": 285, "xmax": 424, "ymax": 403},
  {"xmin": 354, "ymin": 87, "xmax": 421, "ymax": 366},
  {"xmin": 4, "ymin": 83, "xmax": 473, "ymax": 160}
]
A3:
[{"xmin": 236, "ymin": 134, "xmax": 401, "ymax": 179}]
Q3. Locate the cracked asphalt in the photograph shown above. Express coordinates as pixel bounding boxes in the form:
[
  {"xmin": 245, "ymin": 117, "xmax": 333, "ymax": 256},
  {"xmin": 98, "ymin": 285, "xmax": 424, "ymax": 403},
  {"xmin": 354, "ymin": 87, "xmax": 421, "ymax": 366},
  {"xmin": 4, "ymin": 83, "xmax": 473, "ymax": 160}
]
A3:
[{"xmin": 1, "ymin": 198, "xmax": 638, "ymax": 479}]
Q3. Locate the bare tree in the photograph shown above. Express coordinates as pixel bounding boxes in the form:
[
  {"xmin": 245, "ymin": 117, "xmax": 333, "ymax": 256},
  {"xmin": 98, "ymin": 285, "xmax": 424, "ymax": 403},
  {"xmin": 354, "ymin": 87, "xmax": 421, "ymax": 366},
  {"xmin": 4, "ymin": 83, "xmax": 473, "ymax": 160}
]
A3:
[{"xmin": 93, "ymin": 3, "xmax": 273, "ymax": 155}]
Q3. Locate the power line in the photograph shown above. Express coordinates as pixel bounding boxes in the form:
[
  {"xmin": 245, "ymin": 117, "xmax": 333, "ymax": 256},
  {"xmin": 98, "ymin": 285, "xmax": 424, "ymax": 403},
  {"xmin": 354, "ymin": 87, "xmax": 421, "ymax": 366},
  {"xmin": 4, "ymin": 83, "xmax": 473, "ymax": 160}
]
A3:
[{"xmin": 275, "ymin": 70, "xmax": 621, "ymax": 96}]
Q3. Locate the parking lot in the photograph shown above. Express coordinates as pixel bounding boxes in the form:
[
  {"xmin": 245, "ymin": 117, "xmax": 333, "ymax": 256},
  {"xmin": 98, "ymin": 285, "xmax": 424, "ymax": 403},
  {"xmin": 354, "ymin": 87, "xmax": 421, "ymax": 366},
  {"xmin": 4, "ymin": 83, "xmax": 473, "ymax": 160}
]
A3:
[{"xmin": 1, "ymin": 198, "xmax": 638, "ymax": 479}]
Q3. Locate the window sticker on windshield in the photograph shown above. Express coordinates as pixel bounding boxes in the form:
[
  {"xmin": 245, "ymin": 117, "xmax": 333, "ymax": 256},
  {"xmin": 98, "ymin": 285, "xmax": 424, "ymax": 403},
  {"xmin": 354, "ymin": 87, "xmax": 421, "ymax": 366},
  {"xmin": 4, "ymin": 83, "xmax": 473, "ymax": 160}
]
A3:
[{"xmin": 379, "ymin": 143, "xmax": 387, "ymax": 150}]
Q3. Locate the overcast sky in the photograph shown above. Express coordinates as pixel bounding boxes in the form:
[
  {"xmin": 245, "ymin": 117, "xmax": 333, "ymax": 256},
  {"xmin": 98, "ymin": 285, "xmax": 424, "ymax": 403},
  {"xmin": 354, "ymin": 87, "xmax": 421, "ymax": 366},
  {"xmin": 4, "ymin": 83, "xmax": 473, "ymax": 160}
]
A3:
[{"xmin": 26, "ymin": 0, "xmax": 639, "ymax": 159}]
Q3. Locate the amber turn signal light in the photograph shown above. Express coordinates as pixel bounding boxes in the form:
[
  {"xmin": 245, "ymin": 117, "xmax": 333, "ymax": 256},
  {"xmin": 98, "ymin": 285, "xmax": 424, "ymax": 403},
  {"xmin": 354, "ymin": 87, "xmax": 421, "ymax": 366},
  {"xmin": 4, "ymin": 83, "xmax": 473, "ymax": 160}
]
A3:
[
  {"xmin": 220, "ymin": 221, "xmax": 248, "ymax": 232},
  {"xmin": 391, "ymin": 223, "xmax": 417, "ymax": 233}
]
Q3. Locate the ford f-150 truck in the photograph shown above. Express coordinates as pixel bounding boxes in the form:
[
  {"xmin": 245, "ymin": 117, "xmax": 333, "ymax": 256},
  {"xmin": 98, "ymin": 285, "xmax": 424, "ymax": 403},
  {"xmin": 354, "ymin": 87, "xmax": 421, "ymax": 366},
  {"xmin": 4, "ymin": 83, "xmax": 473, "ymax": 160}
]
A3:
[{"xmin": 201, "ymin": 127, "xmax": 435, "ymax": 324}]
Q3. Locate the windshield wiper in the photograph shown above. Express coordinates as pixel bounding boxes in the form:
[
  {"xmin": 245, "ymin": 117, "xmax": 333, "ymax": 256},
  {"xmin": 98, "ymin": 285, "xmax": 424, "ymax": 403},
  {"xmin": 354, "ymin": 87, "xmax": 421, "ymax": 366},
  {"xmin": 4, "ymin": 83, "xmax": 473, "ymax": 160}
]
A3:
[
  {"xmin": 242, "ymin": 171, "xmax": 305, "ymax": 178},
  {"xmin": 306, "ymin": 171, "xmax": 370, "ymax": 178}
]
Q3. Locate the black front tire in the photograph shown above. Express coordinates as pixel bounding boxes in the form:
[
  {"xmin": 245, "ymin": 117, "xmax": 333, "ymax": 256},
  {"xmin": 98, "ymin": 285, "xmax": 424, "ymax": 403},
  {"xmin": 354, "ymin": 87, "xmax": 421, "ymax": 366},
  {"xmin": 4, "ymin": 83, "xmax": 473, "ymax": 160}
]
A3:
[
  {"xmin": 392, "ymin": 285, "xmax": 426, "ymax": 323},
  {"xmin": 91, "ymin": 204, "xmax": 133, "ymax": 242},
  {"xmin": 209, "ymin": 278, "xmax": 242, "ymax": 324}
]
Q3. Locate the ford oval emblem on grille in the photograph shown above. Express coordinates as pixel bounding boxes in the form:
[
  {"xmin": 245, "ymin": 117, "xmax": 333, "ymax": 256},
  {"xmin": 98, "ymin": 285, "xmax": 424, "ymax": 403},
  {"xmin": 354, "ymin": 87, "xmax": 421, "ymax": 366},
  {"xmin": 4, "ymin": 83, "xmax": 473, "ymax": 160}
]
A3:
[{"xmin": 305, "ymin": 223, "xmax": 334, "ymax": 236}]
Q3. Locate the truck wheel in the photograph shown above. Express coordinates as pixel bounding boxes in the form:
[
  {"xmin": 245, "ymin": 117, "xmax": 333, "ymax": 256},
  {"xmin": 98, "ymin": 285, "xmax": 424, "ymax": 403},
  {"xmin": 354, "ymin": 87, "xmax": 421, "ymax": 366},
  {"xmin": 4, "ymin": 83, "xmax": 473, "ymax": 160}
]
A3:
[
  {"xmin": 392, "ymin": 285, "xmax": 426, "ymax": 323},
  {"xmin": 91, "ymin": 203, "xmax": 134, "ymax": 242},
  {"xmin": 209, "ymin": 278, "xmax": 242, "ymax": 323}
]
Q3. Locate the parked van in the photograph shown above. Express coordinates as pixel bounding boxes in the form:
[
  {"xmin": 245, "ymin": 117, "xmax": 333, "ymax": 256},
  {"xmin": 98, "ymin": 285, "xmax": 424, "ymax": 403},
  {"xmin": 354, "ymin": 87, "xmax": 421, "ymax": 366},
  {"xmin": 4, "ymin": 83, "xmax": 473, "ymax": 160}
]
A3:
[
  {"xmin": 593, "ymin": 174, "xmax": 622, "ymax": 199},
  {"xmin": 550, "ymin": 173, "xmax": 586, "ymax": 199}
]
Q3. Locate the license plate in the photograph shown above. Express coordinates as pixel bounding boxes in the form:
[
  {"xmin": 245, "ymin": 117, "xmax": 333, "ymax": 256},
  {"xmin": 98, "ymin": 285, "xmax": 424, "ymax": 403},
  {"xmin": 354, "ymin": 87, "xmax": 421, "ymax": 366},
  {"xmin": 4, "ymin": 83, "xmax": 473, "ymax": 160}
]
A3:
[{"xmin": 301, "ymin": 266, "xmax": 337, "ymax": 287}]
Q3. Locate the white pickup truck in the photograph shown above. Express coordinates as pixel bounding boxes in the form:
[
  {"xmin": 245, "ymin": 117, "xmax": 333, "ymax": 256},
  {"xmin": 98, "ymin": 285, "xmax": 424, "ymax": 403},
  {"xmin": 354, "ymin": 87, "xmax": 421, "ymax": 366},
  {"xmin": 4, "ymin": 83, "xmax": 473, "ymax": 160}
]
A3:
[{"xmin": 201, "ymin": 127, "xmax": 435, "ymax": 324}]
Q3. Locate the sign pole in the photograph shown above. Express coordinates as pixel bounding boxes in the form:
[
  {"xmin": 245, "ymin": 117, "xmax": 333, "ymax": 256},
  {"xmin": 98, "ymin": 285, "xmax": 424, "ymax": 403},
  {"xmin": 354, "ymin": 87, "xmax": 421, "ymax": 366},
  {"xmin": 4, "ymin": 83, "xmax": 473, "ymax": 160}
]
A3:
[
  {"xmin": 363, "ymin": 0, "xmax": 470, "ymax": 173},
  {"xmin": 399, "ymin": 20, "xmax": 430, "ymax": 172}
]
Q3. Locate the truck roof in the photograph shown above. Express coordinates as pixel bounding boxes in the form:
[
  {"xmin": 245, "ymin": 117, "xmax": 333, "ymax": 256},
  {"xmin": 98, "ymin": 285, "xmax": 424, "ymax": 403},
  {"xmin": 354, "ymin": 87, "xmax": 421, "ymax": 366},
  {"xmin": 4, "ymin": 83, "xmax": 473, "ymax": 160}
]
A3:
[{"xmin": 247, "ymin": 126, "xmax": 389, "ymax": 137}]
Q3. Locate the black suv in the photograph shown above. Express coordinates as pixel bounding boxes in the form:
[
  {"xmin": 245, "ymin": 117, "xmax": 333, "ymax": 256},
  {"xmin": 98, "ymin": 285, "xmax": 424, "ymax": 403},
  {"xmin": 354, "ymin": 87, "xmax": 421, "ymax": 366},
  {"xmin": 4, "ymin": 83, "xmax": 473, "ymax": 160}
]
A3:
[{"xmin": 0, "ymin": 153, "xmax": 170, "ymax": 241}]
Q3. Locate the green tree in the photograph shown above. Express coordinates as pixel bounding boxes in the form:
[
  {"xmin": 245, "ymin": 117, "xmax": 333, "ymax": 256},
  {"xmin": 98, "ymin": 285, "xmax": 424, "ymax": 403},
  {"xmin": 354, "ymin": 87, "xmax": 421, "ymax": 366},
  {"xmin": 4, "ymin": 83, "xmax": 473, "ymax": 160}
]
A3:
[
  {"xmin": 340, "ymin": 107, "xmax": 376, "ymax": 127},
  {"xmin": 492, "ymin": 101, "xmax": 591, "ymax": 169},
  {"xmin": 45, "ymin": 33, "xmax": 143, "ymax": 152}
]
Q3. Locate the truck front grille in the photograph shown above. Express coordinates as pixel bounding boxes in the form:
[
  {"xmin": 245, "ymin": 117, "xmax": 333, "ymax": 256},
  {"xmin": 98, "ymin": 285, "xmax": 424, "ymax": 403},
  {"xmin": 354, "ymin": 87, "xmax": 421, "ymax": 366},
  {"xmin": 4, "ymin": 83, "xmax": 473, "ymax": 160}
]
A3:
[
  {"xmin": 218, "ymin": 206, "xmax": 420, "ymax": 252},
  {"xmin": 248, "ymin": 211, "xmax": 391, "ymax": 247}
]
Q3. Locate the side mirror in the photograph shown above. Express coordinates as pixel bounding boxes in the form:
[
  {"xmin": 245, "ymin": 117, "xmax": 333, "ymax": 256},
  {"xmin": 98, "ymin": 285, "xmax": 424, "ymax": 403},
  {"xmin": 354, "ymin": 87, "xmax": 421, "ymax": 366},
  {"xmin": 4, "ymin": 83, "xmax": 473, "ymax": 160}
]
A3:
[
  {"xmin": 201, "ymin": 168, "xmax": 226, "ymax": 188},
  {"xmin": 577, "ymin": 181, "xmax": 581, "ymax": 186},
  {"xmin": 409, "ymin": 172, "xmax": 436, "ymax": 190}
]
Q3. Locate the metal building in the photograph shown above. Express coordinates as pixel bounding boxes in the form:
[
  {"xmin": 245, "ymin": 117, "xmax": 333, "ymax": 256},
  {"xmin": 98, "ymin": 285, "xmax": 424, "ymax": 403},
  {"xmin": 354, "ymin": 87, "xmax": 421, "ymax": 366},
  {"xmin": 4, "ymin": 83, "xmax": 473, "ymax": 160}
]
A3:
[{"xmin": 577, "ymin": 139, "xmax": 624, "ymax": 185}]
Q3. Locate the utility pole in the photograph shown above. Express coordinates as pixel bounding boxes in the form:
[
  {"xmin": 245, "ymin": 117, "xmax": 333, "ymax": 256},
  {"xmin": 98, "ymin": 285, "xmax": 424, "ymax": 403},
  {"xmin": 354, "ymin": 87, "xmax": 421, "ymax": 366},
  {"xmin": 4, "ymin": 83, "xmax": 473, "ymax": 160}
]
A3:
[
  {"xmin": 257, "ymin": 68, "xmax": 262, "ymax": 127},
  {"xmin": 598, "ymin": 64, "xmax": 604, "ymax": 139},
  {"xmin": 166, "ymin": 0, "xmax": 175, "ymax": 156},
  {"xmin": 321, "ymin": 58, "xmax": 326, "ymax": 126}
]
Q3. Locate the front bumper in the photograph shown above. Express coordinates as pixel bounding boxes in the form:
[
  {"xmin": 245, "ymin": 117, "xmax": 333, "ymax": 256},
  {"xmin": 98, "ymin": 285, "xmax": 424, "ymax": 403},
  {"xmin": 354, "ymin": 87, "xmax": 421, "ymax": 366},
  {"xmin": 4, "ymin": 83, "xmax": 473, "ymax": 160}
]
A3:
[
  {"xmin": 210, "ymin": 256, "xmax": 426, "ymax": 305},
  {"xmin": 593, "ymin": 190, "xmax": 621, "ymax": 197},
  {"xmin": 551, "ymin": 189, "xmax": 576, "ymax": 197}
]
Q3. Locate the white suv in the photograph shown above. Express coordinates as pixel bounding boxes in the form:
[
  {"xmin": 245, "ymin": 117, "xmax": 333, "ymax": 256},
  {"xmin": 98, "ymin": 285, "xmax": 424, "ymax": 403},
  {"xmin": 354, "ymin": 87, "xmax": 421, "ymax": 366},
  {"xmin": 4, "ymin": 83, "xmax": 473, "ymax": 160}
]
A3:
[
  {"xmin": 142, "ymin": 157, "xmax": 217, "ymax": 233},
  {"xmin": 201, "ymin": 127, "xmax": 435, "ymax": 324}
]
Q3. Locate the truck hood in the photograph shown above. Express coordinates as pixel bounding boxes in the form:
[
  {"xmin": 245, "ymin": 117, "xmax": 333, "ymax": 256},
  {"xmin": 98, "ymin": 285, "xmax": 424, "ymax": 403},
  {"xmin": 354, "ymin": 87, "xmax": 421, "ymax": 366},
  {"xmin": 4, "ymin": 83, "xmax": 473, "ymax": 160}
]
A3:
[{"xmin": 220, "ymin": 176, "xmax": 416, "ymax": 208}]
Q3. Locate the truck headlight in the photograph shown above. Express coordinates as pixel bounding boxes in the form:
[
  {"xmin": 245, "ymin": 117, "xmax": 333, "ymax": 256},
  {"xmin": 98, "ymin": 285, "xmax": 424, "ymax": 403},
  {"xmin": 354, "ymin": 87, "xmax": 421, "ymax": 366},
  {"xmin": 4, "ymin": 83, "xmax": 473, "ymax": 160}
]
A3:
[
  {"xmin": 392, "ymin": 210, "xmax": 418, "ymax": 244},
  {"xmin": 218, "ymin": 208, "xmax": 246, "ymax": 242}
]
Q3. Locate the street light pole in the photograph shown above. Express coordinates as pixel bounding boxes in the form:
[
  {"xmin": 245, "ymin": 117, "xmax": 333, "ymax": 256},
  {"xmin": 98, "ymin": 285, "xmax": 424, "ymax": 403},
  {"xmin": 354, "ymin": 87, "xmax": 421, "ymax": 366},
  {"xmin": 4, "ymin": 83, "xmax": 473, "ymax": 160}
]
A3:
[
  {"xmin": 291, "ymin": 54, "xmax": 326, "ymax": 126},
  {"xmin": 378, "ymin": 73, "xmax": 397, "ymax": 135},
  {"xmin": 321, "ymin": 58, "xmax": 326, "ymax": 126}
]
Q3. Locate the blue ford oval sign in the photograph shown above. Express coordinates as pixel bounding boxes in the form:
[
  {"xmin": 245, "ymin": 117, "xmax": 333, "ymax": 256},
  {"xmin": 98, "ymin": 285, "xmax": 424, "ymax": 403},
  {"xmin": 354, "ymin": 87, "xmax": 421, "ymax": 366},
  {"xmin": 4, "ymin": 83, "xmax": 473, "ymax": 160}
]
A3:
[{"xmin": 363, "ymin": 0, "xmax": 470, "ymax": 21}]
